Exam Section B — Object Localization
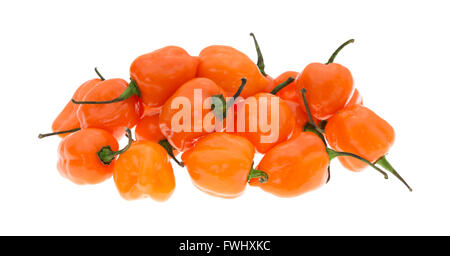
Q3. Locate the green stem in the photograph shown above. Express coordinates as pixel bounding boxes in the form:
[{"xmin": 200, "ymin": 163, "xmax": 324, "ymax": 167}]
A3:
[
  {"xmin": 300, "ymin": 88, "xmax": 324, "ymax": 133},
  {"xmin": 72, "ymin": 79, "xmax": 140, "ymax": 104},
  {"xmin": 97, "ymin": 127, "xmax": 133, "ymax": 165},
  {"xmin": 211, "ymin": 78, "xmax": 247, "ymax": 120},
  {"xmin": 376, "ymin": 155, "xmax": 412, "ymax": 192},
  {"xmin": 94, "ymin": 67, "xmax": 105, "ymax": 81},
  {"xmin": 270, "ymin": 76, "xmax": 295, "ymax": 95},
  {"xmin": 326, "ymin": 39, "xmax": 355, "ymax": 64},
  {"xmin": 158, "ymin": 139, "xmax": 184, "ymax": 168},
  {"xmin": 249, "ymin": 33, "xmax": 267, "ymax": 76},
  {"xmin": 303, "ymin": 123, "xmax": 331, "ymax": 183},
  {"xmin": 38, "ymin": 127, "xmax": 80, "ymax": 139},
  {"xmin": 327, "ymin": 148, "xmax": 388, "ymax": 179},
  {"xmin": 247, "ymin": 165, "xmax": 269, "ymax": 184},
  {"xmin": 231, "ymin": 78, "xmax": 247, "ymax": 102}
]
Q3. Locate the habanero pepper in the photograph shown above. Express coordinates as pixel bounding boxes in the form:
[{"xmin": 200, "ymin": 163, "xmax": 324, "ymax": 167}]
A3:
[
  {"xmin": 38, "ymin": 68, "xmax": 105, "ymax": 139},
  {"xmin": 250, "ymin": 131, "xmax": 329, "ymax": 197},
  {"xmin": 159, "ymin": 77, "xmax": 246, "ymax": 152},
  {"xmin": 236, "ymin": 77, "xmax": 296, "ymax": 153},
  {"xmin": 57, "ymin": 127, "xmax": 132, "ymax": 185},
  {"xmin": 324, "ymin": 104, "xmax": 412, "ymax": 191},
  {"xmin": 130, "ymin": 46, "xmax": 199, "ymax": 108},
  {"xmin": 299, "ymin": 88, "xmax": 412, "ymax": 190},
  {"xmin": 181, "ymin": 132, "xmax": 267, "ymax": 198},
  {"xmin": 250, "ymin": 129, "xmax": 390, "ymax": 197},
  {"xmin": 295, "ymin": 39, "xmax": 355, "ymax": 120},
  {"xmin": 197, "ymin": 45, "xmax": 268, "ymax": 98},
  {"xmin": 113, "ymin": 140, "xmax": 176, "ymax": 201},
  {"xmin": 71, "ymin": 78, "xmax": 142, "ymax": 139}
]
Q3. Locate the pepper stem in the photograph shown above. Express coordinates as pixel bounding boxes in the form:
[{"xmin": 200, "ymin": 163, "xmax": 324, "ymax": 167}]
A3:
[
  {"xmin": 94, "ymin": 67, "xmax": 105, "ymax": 81},
  {"xmin": 38, "ymin": 127, "xmax": 81, "ymax": 139},
  {"xmin": 72, "ymin": 79, "xmax": 140, "ymax": 104},
  {"xmin": 326, "ymin": 39, "xmax": 355, "ymax": 64},
  {"xmin": 327, "ymin": 148, "xmax": 388, "ymax": 179},
  {"xmin": 300, "ymin": 88, "xmax": 324, "ymax": 133},
  {"xmin": 249, "ymin": 32, "xmax": 267, "ymax": 76},
  {"xmin": 270, "ymin": 76, "xmax": 295, "ymax": 95},
  {"xmin": 303, "ymin": 123, "xmax": 331, "ymax": 183},
  {"xmin": 97, "ymin": 127, "xmax": 132, "ymax": 165},
  {"xmin": 247, "ymin": 164, "xmax": 269, "ymax": 184},
  {"xmin": 158, "ymin": 139, "xmax": 184, "ymax": 168},
  {"xmin": 376, "ymin": 155, "xmax": 412, "ymax": 192},
  {"xmin": 211, "ymin": 78, "xmax": 247, "ymax": 120}
]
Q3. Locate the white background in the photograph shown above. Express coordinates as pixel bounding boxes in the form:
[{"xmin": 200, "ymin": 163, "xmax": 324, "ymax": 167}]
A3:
[{"xmin": 1, "ymin": 0, "xmax": 449, "ymax": 235}]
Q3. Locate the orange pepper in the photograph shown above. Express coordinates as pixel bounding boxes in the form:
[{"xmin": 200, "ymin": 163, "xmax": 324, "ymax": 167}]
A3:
[
  {"xmin": 298, "ymin": 88, "xmax": 410, "ymax": 190},
  {"xmin": 198, "ymin": 45, "xmax": 268, "ymax": 98},
  {"xmin": 113, "ymin": 140, "xmax": 176, "ymax": 201},
  {"xmin": 251, "ymin": 131, "xmax": 329, "ymax": 197},
  {"xmin": 57, "ymin": 128, "xmax": 132, "ymax": 185},
  {"xmin": 39, "ymin": 68, "xmax": 108, "ymax": 139},
  {"xmin": 130, "ymin": 46, "xmax": 199, "ymax": 108},
  {"xmin": 236, "ymin": 92, "xmax": 295, "ymax": 153},
  {"xmin": 295, "ymin": 39, "xmax": 355, "ymax": 120},
  {"xmin": 181, "ymin": 132, "xmax": 266, "ymax": 198},
  {"xmin": 159, "ymin": 77, "xmax": 246, "ymax": 151},
  {"xmin": 251, "ymin": 128, "xmax": 393, "ymax": 196},
  {"xmin": 324, "ymin": 104, "xmax": 412, "ymax": 191},
  {"xmin": 72, "ymin": 78, "xmax": 142, "ymax": 139},
  {"xmin": 135, "ymin": 112, "xmax": 183, "ymax": 167}
]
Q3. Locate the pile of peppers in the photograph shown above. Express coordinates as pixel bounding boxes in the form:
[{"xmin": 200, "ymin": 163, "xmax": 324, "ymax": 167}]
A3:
[{"xmin": 39, "ymin": 34, "xmax": 411, "ymax": 201}]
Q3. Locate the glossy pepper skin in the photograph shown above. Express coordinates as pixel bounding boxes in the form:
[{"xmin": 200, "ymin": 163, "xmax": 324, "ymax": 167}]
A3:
[
  {"xmin": 252, "ymin": 131, "xmax": 329, "ymax": 197},
  {"xmin": 295, "ymin": 40, "xmax": 355, "ymax": 120},
  {"xmin": 236, "ymin": 93, "xmax": 295, "ymax": 153},
  {"xmin": 114, "ymin": 141, "xmax": 175, "ymax": 201},
  {"xmin": 345, "ymin": 88, "xmax": 363, "ymax": 107},
  {"xmin": 57, "ymin": 128, "xmax": 119, "ymax": 185},
  {"xmin": 159, "ymin": 78, "xmax": 226, "ymax": 152},
  {"xmin": 181, "ymin": 133, "xmax": 256, "ymax": 198},
  {"xmin": 52, "ymin": 78, "xmax": 101, "ymax": 137},
  {"xmin": 296, "ymin": 63, "xmax": 354, "ymax": 120},
  {"xmin": 135, "ymin": 113, "xmax": 165, "ymax": 142},
  {"xmin": 130, "ymin": 46, "xmax": 198, "ymax": 108},
  {"xmin": 325, "ymin": 104, "xmax": 394, "ymax": 172},
  {"xmin": 198, "ymin": 45, "xmax": 268, "ymax": 98},
  {"xmin": 76, "ymin": 78, "xmax": 142, "ymax": 139}
]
